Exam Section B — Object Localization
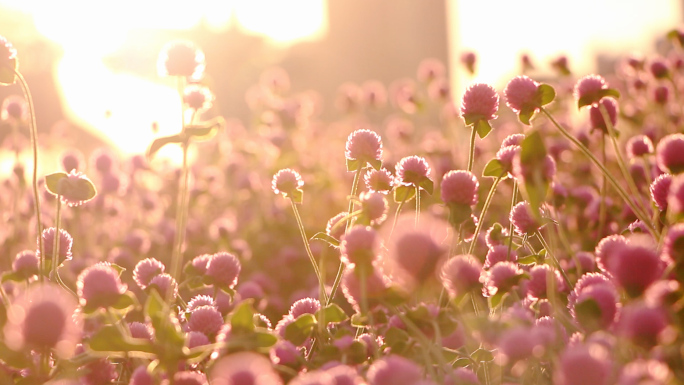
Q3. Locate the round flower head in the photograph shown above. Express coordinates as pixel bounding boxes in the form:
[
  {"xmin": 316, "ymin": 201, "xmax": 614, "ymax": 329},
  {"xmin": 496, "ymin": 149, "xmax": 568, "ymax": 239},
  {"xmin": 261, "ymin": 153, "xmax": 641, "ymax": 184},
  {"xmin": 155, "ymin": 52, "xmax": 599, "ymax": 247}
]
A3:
[
  {"xmin": 364, "ymin": 168, "xmax": 394, "ymax": 193},
  {"xmin": 617, "ymin": 302, "xmax": 669, "ymax": 348},
  {"xmin": 619, "ymin": 359, "xmax": 673, "ymax": 385},
  {"xmin": 325, "ymin": 364, "xmax": 364, "ymax": 385},
  {"xmin": 210, "ymin": 351, "xmax": 283, "ymax": 385},
  {"xmin": 49, "ymin": 170, "xmax": 97, "ymax": 207},
  {"xmin": 157, "ymin": 40, "xmax": 205, "ymax": 80},
  {"xmin": 440, "ymin": 170, "xmax": 479, "ymax": 206},
  {"xmin": 345, "ymin": 129, "xmax": 383, "ymax": 165},
  {"xmin": 485, "ymin": 224, "xmax": 510, "ymax": 248},
  {"xmin": 189, "ymin": 254, "xmax": 211, "ymax": 275},
  {"xmin": 185, "ymin": 331, "xmax": 210, "ymax": 349},
  {"xmin": 572, "ymin": 283, "xmax": 621, "ymax": 332},
  {"xmin": 164, "ymin": 371, "xmax": 207, "ymax": 385},
  {"xmin": 513, "ymin": 152, "xmax": 556, "ymax": 185},
  {"xmin": 272, "ymin": 168, "xmax": 304, "ymax": 195},
  {"xmin": 0, "ymin": 35, "xmax": 18, "ymax": 85},
  {"xmin": 460, "ymin": 83, "xmax": 499, "ymax": 123},
  {"xmin": 650, "ymin": 173, "xmax": 672, "ymax": 211},
  {"xmin": 362, "ymin": 80, "xmax": 387, "ymax": 109},
  {"xmin": 502, "ymin": 133, "xmax": 525, "ymax": 148},
  {"xmin": 652, "ymin": 84, "xmax": 670, "ymax": 105},
  {"xmin": 649, "ymin": 58, "xmax": 670, "ymax": 79},
  {"xmin": 669, "ymin": 174, "xmax": 684, "ymax": 215},
  {"xmin": 133, "ymin": 258, "xmax": 166, "ymax": 290},
  {"xmin": 663, "ymin": 223, "xmax": 684, "ymax": 262},
  {"xmin": 588, "ymin": 98, "xmax": 618, "ymax": 133},
  {"xmin": 594, "ymin": 234, "xmax": 627, "ymax": 273},
  {"xmin": 326, "ymin": 212, "xmax": 347, "ymax": 241},
  {"xmin": 127, "ymin": 322, "xmax": 153, "ymax": 340},
  {"xmin": 129, "ymin": 365, "xmax": 155, "ymax": 385},
  {"xmin": 60, "ymin": 149, "xmax": 85, "ymax": 173},
  {"xmin": 91, "ymin": 148, "xmax": 115, "ymax": 174},
  {"xmin": 359, "ymin": 191, "xmax": 389, "ymax": 225},
  {"xmin": 183, "ymin": 84, "xmax": 214, "ymax": 111},
  {"xmin": 656, "ymin": 133, "xmax": 684, "ymax": 174},
  {"xmin": 366, "ymin": 355, "xmax": 423, "ymax": 385},
  {"xmin": 481, "ymin": 261, "xmax": 524, "ymax": 297},
  {"xmin": 149, "ymin": 273, "xmax": 178, "ymax": 300},
  {"xmin": 440, "ymin": 254, "xmax": 483, "ymax": 297},
  {"xmin": 526, "ymin": 264, "xmax": 566, "ymax": 300},
  {"xmin": 289, "ymin": 371, "xmax": 333, "ymax": 385},
  {"xmin": 270, "ymin": 340, "xmax": 301, "ymax": 367},
  {"xmin": 509, "ymin": 201, "xmax": 541, "ymax": 235},
  {"xmin": 495, "ymin": 145, "xmax": 521, "ymax": 175},
  {"xmin": 607, "ymin": 235, "xmax": 662, "ymax": 297},
  {"xmin": 39, "ymin": 227, "xmax": 73, "ymax": 266},
  {"xmin": 417, "ymin": 58, "xmax": 446, "ymax": 83},
  {"xmin": 498, "ymin": 326, "xmax": 537, "ymax": 364},
  {"xmin": 289, "ymin": 297, "xmax": 321, "ymax": 318},
  {"xmin": 393, "ymin": 230, "xmax": 445, "ymax": 284},
  {"xmin": 3, "ymin": 284, "xmax": 80, "ymax": 357},
  {"xmin": 503, "ymin": 75, "xmax": 539, "ymax": 113},
  {"xmin": 340, "ymin": 226, "xmax": 380, "ymax": 268},
  {"xmin": 460, "ymin": 51, "xmax": 477, "ymax": 74},
  {"xmin": 626, "ymin": 134, "xmax": 654, "ymax": 159},
  {"xmin": 1, "ymin": 95, "xmax": 26, "ymax": 122},
  {"xmin": 341, "ymin": 266, "xmax": 390, "ymax": 312},
  {"xmin": 573, "ymin": 74, "xmax": 609, "ymax": 108},
  {"xmin": 206, "ymin": 252, "xmax": 241, "ymax": 288},
  {"xmin": 12, "ymin": 249, "xmax": 39, "ymax": 279},
  {"xmin": 395, "ymin": 155, "xmax": 431, "ymax": 186},
  {"xmin": 534, "ymin": 316, "xmax": 568, "ymax": 351},
  {"xmin": 77, "ymin": 262, "xmax": 127, "ymax": 309},
  {"xmin": 484, "ymin": 245, "xmax": 517, "ymax": 269},
  {"xmin": 188, "ymin": 305, "xmax": 224, "ymax": 338},
  {"xmin": 556, "ymin": 343, "xmax": 613, "ymax": 385}
]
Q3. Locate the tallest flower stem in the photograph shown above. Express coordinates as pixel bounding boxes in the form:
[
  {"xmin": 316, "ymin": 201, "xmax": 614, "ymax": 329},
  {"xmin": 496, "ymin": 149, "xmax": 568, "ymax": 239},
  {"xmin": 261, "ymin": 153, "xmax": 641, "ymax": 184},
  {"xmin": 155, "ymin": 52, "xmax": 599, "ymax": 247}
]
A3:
[{"xmin": 170, "ymin": 77, "xmax": 190, "ymax": 282}]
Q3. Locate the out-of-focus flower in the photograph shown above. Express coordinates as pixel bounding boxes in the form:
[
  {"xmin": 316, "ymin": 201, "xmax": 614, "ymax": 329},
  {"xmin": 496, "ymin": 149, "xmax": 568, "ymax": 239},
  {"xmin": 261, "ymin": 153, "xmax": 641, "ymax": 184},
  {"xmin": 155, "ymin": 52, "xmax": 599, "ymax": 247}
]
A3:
[
  {"xmin": 157, "ymin": 40, "xmax": 205, "ymax": 81},
  {"xmin": 504, "ymin": 76, "xmax": 539, "ymax": 114},
  {"xmin": 588, "ymin": 98, "xmax": 618, "ymax": 133},
  {"xmin": 605, "ymin": 235, "xmax": 662, "ymax": 297},
  {"xmin": 617, "ymin": 302, "xmax": 669, "ymax": 349},
  {"xmin": 570, "ymin": 274, "xmax": 620, "ymax": 332},
  {"xmin": 272, "ymin": 168, "xmax": 304, "ymax": 201},
  {"xmin": 341, "ymin": 266, "xmax": 389, "ymax": 312},
  {"xmin": 210, "ymin": 351, "xmax": 283, "ymax": 385},
  {"xmin": 183, "ymin": 84, "xmax": 214, "ymax": 112},
  {"xmin": 133, "ymin": 258, "xmax": 166, "ymax": 290},
  {"xmin": 340, "ymin": 226, "xmax": 380, "ymax": 269},
  {"xmin": 460, "ymin": 51, "xmax": 477, "ymax": 75},
  {"xmin": 365, "ymin": 168, "xmax": 394, "ymax": 193},
  {"xmin": 440, "ymin": 254, "xmax": 482, "ymax": 298},
  {"xmin": 129, "ymin": 366, "xmax": 156, "ymax": 385},
  {"xmin": 574, "ymin": 75, "xmax": 609, "ymax": 108},
  {"xmin": 359, "ymin": 191, "xmax": 389, "ymax": 225},
  {"xmin": 0, "ymin": 35, "xmax": 18, "ymax": 85},
  {"xmin": 526, "ymin": 264, "xmax": 566, "ymax": 300},
  {"xmin": 392, "ymin": 230, "xmax": 445, "ymax": 285},
  {"xmin": 481, "ymin": 261, "xmax": 524, "ymax": 297},
  {"xmin": 656, "ymin": 133, "xmax": 684, "ymax": 174},
  {"xmin": 509, "ymin": 201, "xmax": 541, "ymax": 236},
  {"xmin": 649, "ymin": 58, "xmax": 670, "ymax": 79},
  {"xmin": 60, "ymin": 149, "xmax": 85, "ymax": 173},
  {"xmin": 77, "ymin": 262, "xmax": 127, "ymax": 309},
  {"xmin": 367, "ymin": 355, "xmax": 423, "ymax": 385},
  {"xmin": 417, "ymin": 58, "xmax": 446, "ymax": 83},
  {"xmin": 669, "ymin": 174, "xmax": 684, "ymax": 215},
  {"xmin": 440, "ymin": 170, "xmax": 479, "ymax": 206},
  {"xmin": 484, "ymin": 246, "xmax": 517, "ymax": 269},
  {"xmin": 47, "ymin": 170, "xmax": 97, "ymax": 207},
  {"xmin": 206, "ymin": 252, "xmax": 241, "ymax": 289},
  {"xmin": 626, "ymin": 135, "xmax": 654, "ymax": 159},
  {"xmin": 38, "ymin": 227, "xmax": 73, "ymax": 266},
  {"xmin": 149, "ymin": 273, "xmax": 178, "ymax": 300},
  {"xmin": 12, "ymin": 250, "xmax": 39, "ymax": 279},
  {"xmin": 555, "ymin": 343, "xmax": 613, "ymax": 385},
  {"xmin": 619, "ymin": 359, "xmax": 673, "ymax": 385},
  {"xmin": 395, "ymin": 156, "xmax": 431, "ymax": 188},
  {"xmin": 345, "ymin": 129, "xmax": 383, "ymax": 168},
  {"xmin": 1, "ymin": 95, "xmax": 26, "ymax": 122}
]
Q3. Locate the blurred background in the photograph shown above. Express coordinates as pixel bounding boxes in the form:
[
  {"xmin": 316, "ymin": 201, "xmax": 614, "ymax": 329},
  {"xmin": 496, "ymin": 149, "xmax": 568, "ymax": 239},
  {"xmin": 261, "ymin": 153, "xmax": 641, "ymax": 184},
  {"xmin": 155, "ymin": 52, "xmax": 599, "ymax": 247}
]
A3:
[{"xmin": 0, "ymin": 0, "xmax": 681, "ymax": 164}]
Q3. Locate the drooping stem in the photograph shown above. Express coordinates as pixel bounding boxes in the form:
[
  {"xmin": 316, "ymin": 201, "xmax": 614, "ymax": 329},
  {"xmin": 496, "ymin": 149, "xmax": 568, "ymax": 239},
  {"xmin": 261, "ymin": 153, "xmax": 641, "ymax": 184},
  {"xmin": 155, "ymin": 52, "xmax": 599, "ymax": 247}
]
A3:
[
  {"xmin": 467, "ymin": 126, "xmax": 477, "ymax": 172},
  {"xmin": 13, "ymin": 69, "xmax": 44, "ymax": 281},
  {"xmin": 540, "ymin": 107, "xmax": 657, "ymax": 238},
  {"xmin": 468, "ymin": 175, "xmax": 503, "ymax": 256},
  {"xmin": 291, "ymin": 199, "xmax": 328, "ymax": 304}
]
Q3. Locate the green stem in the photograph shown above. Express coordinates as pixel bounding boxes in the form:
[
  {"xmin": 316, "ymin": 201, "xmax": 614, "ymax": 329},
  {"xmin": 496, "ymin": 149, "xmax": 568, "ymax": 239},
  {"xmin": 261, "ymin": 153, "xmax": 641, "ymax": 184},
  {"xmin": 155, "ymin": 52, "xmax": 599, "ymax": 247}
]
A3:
[
  {"xmin": 415, "ymin": 186, "xmax": 420, "ymax": 228},
  {"xmin": 13, "ymin": 69, "xmax": 44, "ymax": 281},
  {"xmin": 540, "ymin": 107, "xmax": 657, "ymax": 238},
  {"xmin": 507, "ymin": 180, "xmax": 519, "ymax": 258},
  {"xmin": 467, "ymin": 126, "xmax": 477, "ymax": 172},
  {"xmin": 170, "ymin": 140, "xmax": 190, "ymax": 282},
  {"xmin": 468, "ymin": 175, "xmax": 503, "ymax": 256},
  {"xmin": 51, "ymin": 197, "xmax": 62, "ymax": 280},
  {"xmin": 536, "ymin": 231, "xmax": 571, "ymax": 289},
  {"xmin": 597, "ymin": 135, "xmax": 607, "ymax": 242},
  {"xmin": 291, "ymin": 199, "xmax": 328, "ymax": 303}
]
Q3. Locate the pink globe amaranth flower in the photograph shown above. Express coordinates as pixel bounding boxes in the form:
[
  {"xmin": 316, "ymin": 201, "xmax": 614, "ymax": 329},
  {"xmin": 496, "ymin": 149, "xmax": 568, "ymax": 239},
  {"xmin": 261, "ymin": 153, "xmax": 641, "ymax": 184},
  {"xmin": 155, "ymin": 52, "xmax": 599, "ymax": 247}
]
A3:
[
  {"xmin": 656, "ymin": 133, "xmax": 684, "ymax": 174},
  {"xmin": 326, "ymin": 212, "xmax": 348, "ymax": 241},
  {"xmin": 619, "ymin": 359, "xmax": 673, "ymax": 385},
  {"xmin": 663, "ymin": 223, "xmax": 684, "ymax": 262},
  {"xmin": 428, "ymin": 78, "xmax": 450, "ymax": 102},
  {"xmin": 573, "ymin": 74, "xmax": 609, "ymax": 108},
  {"xmin": 206, "ymin": 252, "xmax": 241, "ymax": 288},
  {"xmin": 460, "ymin": 51, "xmax": 477, "ymax": 74},
  {"xmin": 364, "ymin": 168, "xmax": 394, "ymax": 193},
  {"xmin": 133, "ymin": 258, "xmax": 166, "ymax": 290},
  {"xmin": 440, "ymin": 170, "xmax": 479, "ymax": 206},
  {"xmin": 649, "ymin": 58, "xmax": 670, "ymax": 79},
  {"xmin": 497, "ymin": 326, "xmax": 537, "ymax": 364},
  {"xmin": 39, "ymin": 227, "xmax": 73, "ymax": 266},
  {"xmin": 367, "ymin": 355, "xmax": 423, "ymax": 385},
  {"xmin": 210, "ymin": 351, "xmax": 283, "ymax": 385},
  {"xmin": 158, "ymin": 40, "xmax": 205, "ymax": 80},
  {"xmin": 189, "ymin": 254, "xmax": 211, "ymax": 275},
  {"xmin": 393, "ymin": 231, "xmax": 445, "ymax": 284},
  {"xmin": 188, "ymin": 305, "xmax": 224, "ymax": 338},
  {"xmin": 128, "ymin": 322, "xmax": 153, "ymax": 341},
  {"xmin": 512, "ymin": 152, "xmax": 556, "ymax": 186},
  {"xmin": 444, "ymin": 368, "xmax": 479, "ymax": 385},
  {"xmin": 325, "ymin": 364, "xmax": 365, "ymax": 385},
  {"xmin": 485, "ymin": 224, "xmax": 510, "ymax": 248},
  {"xmin": 340, "ymin": 225, "xmax": 380, "ymax": 268},
  {"xmin": 183, "ymin": 84, "xmax": 214, "ymax": 111},
  {"xmin": 617, "ymin": 302, "xmax": 669, "ymax": 348},
  {"xmin": 668, "ymin": 174, "xmax": 684, "ymax": 215},
  {"xmin": 441, "ymin": 254, "xmax": 482, "ymax": 297},
  {"xmin": 91, "ymin": 147, "xmax": 116, "ymax": 174},
  {"xmin": 272, "ymin": 168, "xmax": 304, "ymax": 195},
  {"xmin": 503, "ymin": 75, "xmax": 540, "ymax": 113},
  {"xmin": 588, "ymin": 98, "xmax": 618, "ymax": 133},
  {"xmin": 533, "ymin": 316, "xmax": 568, "ymax": 352},
  {"xmin": 289, "ymin": 297, "xmax": 321, "ymax": 319},
  {"xmin": 568, "ymin": 272, "xmax": 613, "ymax": 306},
  {"xmin": 83, "ymin": 358, "xmax": 118, "ymax": 385},
  {"xmin": 149, "ymin": 273, "xmax": 178, "ymax": 300},
  {"xmin": 289, "ymin": 371, "xmax": 334, "ymax": 385},
  {"xmin": 1, "ymin": 95, "xmax": 26, "ymax": 121},
  {"xmin": 509, "ymin": 201, "xmax": 541, "ymax": 236},
  {"xmin": 270, "ymin": 340, "xmax": 301, "ymax": 367},
  {"xmin": 495, "ymin": 145, "xmax": 521, "ymax": 175},
  {"xmin": 571, "ymin": 251, "xmax": 596, "ymax": 273},
  {"xmin": 362, "ymin": 80, "xmax": 387, "ymax": 109},
  {"xmin": 237, "ymin": 281, "xmax": 264, "ymax": 300},
  {"xmin": 417, "ymin": 58, "xmax": 446, "ymax": 83},
  {"xmin": 185, "ymin": 330, "xmax": 210, "ymax": 348},
  {"xmin": 607, "ymin": 236, "xmax": 663, "ymax": 297},
  {"xmin": 484, "ymin": 245, "xmax": 518, "ymax": 269},
  {"xmin": 60, "ymin": 149, "xmax": 85, "ymax": 173},
  {"xmin": 556, "ymin": 343, "xmax": 613, "ymax": 385},
  {"xmin": 345, "ymin": 129, "xmax": 383, "ymax": 165},
  {"xmin": 502, "ymin": 134, "xmax": 525, "ymax": 148},
  {"xmin": 526, "ymin": 264, "xmax": 566, "ymax": 300},
  {"xmin": 571, "ymin": 282, "xmax": 620, "ymax": 332},
  {"xmin": 12, "ymin": 249, "xmax": 39, "ymax": 279},
  {"xmin": 594, "ymin": 234, "xmax": 627, "ymax": 273},
  {"xmin": 652, "ymin": 84, "xmax": 670, "ymax": 105},
  {"xmin": 650, "ymin": 173, "xmax": 672, "ymax": 211},
  {"xmin": 0, "ymin": 35, "xmax": 18, "ymax": 85},
  {"xmin": 360, "ymin": 191, "xmax": 389, "ymax": 225},
  {"xmin": 129, "ymin": 365, "xmax": 155, "ymax": 385},
  {"xmin": 395, "ymin": 155, "xmax": 431, "ymax": 187},
  {"xmin": 341, "ymin": 266, "xmax": 390, "ymax": 312},
  {"xmin": 460, "ymin": 83, "xmax": 499, "ymax": 124},
  {"xmin": 4, "ymin": 284, "xmax": 80, "ymax": 357},
  {"xmin": 481, "ymin": 261, "xmax": 523, "ymax": 297},
  {"xmin": 51, "ymin": 169, "xmax": 97, "ymax": 207},
  {"xmin": 77, "ymin": 262, "xmax": 127, "ymax": 309}
]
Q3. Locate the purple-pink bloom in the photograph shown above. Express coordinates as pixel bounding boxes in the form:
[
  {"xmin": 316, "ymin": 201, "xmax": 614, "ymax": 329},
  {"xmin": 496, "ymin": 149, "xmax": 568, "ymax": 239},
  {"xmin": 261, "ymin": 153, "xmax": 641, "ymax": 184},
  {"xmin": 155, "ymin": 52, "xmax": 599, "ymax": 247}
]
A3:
[
  {"xmin": 573, "ymin": 74, "xmax": 609, "ymax": 107},
  {"xmin": 626, "ymin": 135, "xmax": 654, "ymax": 159},
  {"xmin": 503, "ymin": 75, "xmax": 539, "ymax": 113},
  {"xmin": 484, "ymin": 245, "xmax": 517, "ymax": 269},
  {"xmin": 12, "ymin": 250, "xmax": 39, "ymax": 279},
  {"xmin": 210, "ymin": 351, "xmax": 283, "ymax": 385},
  {"xmin": 669, "ymin": 174, "xmax": 684, "ymax": 215},
  {"xmin": 359, "ymin": 191, "xmax": 389, "ymax": 225},
  {"xmin": 481, "ymin": 261, "xmax": 523, "ymax": 297},
  {"xmin": 345, "ymin": 129, "xmax": 383, "ymax": 164},
  {"xmin": 77, "ymin": 262, "xmax": 127, "ymax": 309},
  {"xmin": 206, "ymin": 252, "xmax": 241, "ymax": 288},
  {"xmin": 440, "ymin": 170, "xmax": 479, "ymax": 206},
  {"xmin": 340, "ymin": 226, "xmax": 380, "ymax": 268},
  {"xmin": 272, "ymin": 168, "xmax": 304, "ymax": 195},
  {"xmin": 188, "ymin": 305, "xmax": 224, "ymax": 338},
  {"xmin": 149, "ymin": 273, "xmax": 178, "ymax": 300},
  {"xmin": 364, "ymin": 168, "xmax": 394, "ymax": 193},
  {"xmin": 526, "ymin": 264, "xmax": 566, "ymax": 300},
  {"xmin": 656, "ymin": 133, "xmax": 684, "ymax": 174},
  {"xmin": 289, "ymin": 297, "xmax": 321, "ymax": 318},
  {"xmin": 440, "ymin": 254, "xmax": 483, "ymax": 297},
  {"xmin": 367, "ymin": 355, "xmax": 423, "ymax": 385},
  {"xmin": 650, "ymin": 173, "xmax": 672, "ymax": 211},
  {"xmin": 460, "ymin": 83, "xmax": 499, "ymax": 123},
  {"xmin": 588, "ymin": 98, "xmax": 618, "ymax": 133},
  {"xmin": 556, "ymin": 343, "xmax": 613, "ymax": 385},
  {"xmin": 133, "ymin": 258, "xmax": 166, "ymax": 290},
  {"xmin": 395, "ymin": 156, "xmax": 431, "ymax": 187},
  {"xmin": 509, "ymin": 201, "xmax": 541, "ymax": 235},
  {"xmin": 617, "ymin": 302, "xmax": 669, "ymax": 348}
]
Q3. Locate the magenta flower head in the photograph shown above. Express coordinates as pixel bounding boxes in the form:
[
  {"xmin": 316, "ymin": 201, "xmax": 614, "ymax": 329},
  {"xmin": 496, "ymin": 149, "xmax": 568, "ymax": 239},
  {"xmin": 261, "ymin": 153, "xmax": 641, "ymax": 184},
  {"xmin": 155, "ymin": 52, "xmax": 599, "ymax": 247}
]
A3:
[
  {"xmin": 504, "ymin": 75, "xmax": 552, "ymax": 125},
  {"xmin": 3, "ymin": 284, "xmax": 80, "ymax": 358},
  {"xmin": 649, "ymin": 58, "xmax": 670, "ymax": 79},
  {"xmin": 77, "ymin": 262, "xmax": 127, "ymax": 309},
  {"xmin": 365, "ymin": 168, "xmax": 394, "ymax": 193},
  {"xmin": 669, "ymin": 174, "xmax": 684, "ymax": 216},
  {"xmin": 484, "ymin": 245, "xmax": 517, "ymax": 269},
  {"xmin": 650, "ymin": 174, "xmax": 672, "ymax": 212},
  {"xmin": 359, "ymin": 191, "xmax": 389, "ymax": 225},
  {"xmin": 133, "ymin": 258, "xmax": 166, "ymax": 290},
  {"xmin": 497, "ymin": 326, "xmax": 537, "ymax": 364},
  {"xmin": 588, "ymin": 98, "xmax": 618, "ymax": 134},
  {"xmin": 573, "ymin": 74, "xmax": 612, "ymax": 108},
  {"xmin": 663, "ymin": 223, "xmax": 684, "ymax": 262},
  {"xmin": 60, "ymin": 149, "xmax": 85, "ymax": 173},
  {"xmin": 340, "ymin": 225, "xmax": 380, "ymax": 269},
  {"xmin": 481, "ymin": 261, "xmax": 524, "ymax": 297},
  {"xmin": 1, "ymin": 95, "xmax": 26, "ymax": 122},
  {"xmin": 460, "ymin": 83, "xmax": 499, "ymax": 126},
  {"xmin": 157, "ymin": 40, "xmax": 205, "ymax": 81},
  {"xmin": 45, "ymin": 170, "xmax": 97, "ymax": 207},
  {"xmin": 0, "ymin": 35, "xmax": 18, "ymax": 85},
  {"xmin": 325, "ymin": 212, "xmax": 347, "ymax": 241},
  {"xmin": 619, "ymin": 359, "xmax": 673, "ymax": 385},
  {"xmin": 149, "ymin": 273, "xmax": 179, "ymax": 300},
  {"xmin": 594, "ymin": 234, "xmax": 627, "ymax": 273},
  {"xmin": 392, "ymin": 230, "xmax": 445, "ymax": 285},
  {"xmin": 210, "ymin": 351, "xmax": 283, "ymax": 385},
  {"xmin": 289, "ymin": 297, "xmax": 321, "ymax": 318},
  {"xmin": 555, "ymin": 343, "xmax": 613, "ymax": 385},
  {"xmin": 656, "ymin": 133, "xmax": 684, "ymax": 174},
  {"xmin": 91, "ymin": 147, "xmax": 116, "ymax": 174},
  {"xmin": 187, "ymin": 294, "xmax": 217, "ymax": 313},
  {"xmin": 626, "ymin": 134, "xmax": 654, "ymax": 159},
  {"xmin": 188, "ymin": 305, "xmax": 224, "ymax": 338},
  {"xmin": 606, "ymin": 235, "xmax": 663, "ymax": 297},
  {"xmin": 441, "ymin": 170, "xmax": 479, "ymax": 206},
  {"xmin": 395, "ymin": 155, "xmax": 432, "ymax": 189},
  {"xmin": 571, "ymin": 281, "xmax": 620, "ymax": 332},
  {"xmin": 345, "ymin": 128, "xmax": 383, "ymax": 169},
  {"xmin": 272, "ymin": 168, "xmax": 304, "ymax": 203},
  {"xmin": 12, "ymin": 250, "xmax": 39, "ymax": 279},
  {"xmin": 206, "ymin": 252, "xmax": 241, "ymax": 289},
  {"xmin": 39, "ymin": 227, "xmax": 73, "ymax": 266},
  {"xmin": 496, "ymin": 145, "xmax": 521, "ymax": 176},
  {"xmin": 526, "ymin": 264, "xmax": 566, "ymax": 300},
  {"xmin": 128, "ymin": 322, "xmax": 153, "ymax": 341},
  {"xmin": 440, "ymin": 254, "xmax": 483, "ymax": 297},
  {"xmin": 509, "ymin": 201, "xmax": 541, "ymax": 236},
  {"xmin": 460, "ymin": 51, "xmax": 477, "ymax": 75},
  {"xmin": 617, "ymin": 302, "xmax": 669, "ymax": 349},
  {"xmin": 183, "ymin": 84, "xmax": 214, "ymax": 112},
  {"xmin": 129, "ymin": 365, "xmax": 156, "ymax": 385},
  {"xmin": 367, "ymin": 355, "xmax": 423, "ymax": 385}
]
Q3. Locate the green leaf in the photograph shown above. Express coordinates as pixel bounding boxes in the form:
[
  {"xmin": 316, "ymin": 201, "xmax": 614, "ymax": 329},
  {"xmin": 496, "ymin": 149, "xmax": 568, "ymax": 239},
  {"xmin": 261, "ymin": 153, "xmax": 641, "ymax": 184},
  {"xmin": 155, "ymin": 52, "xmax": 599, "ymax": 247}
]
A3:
[
  {"xmin": 317, "ymin": 303, "xmax": 348, "ymax": 324},
  {"xmin": 253, "ymin": 330, "xmax": 278, "ymax": 348},
  {"xmin": 310, "ymin": 232, "xmax": 340, "ymax": 248},
  {"xmin": 350, "ymin": 313, "xmax": 369, "ymax": 327},
  {"xmin": 288, "ymin": 189, "xmax": 304, "ymax": 204},
  {"xmin": 475, "ymin": 119, "xmax": 492, "ymax": 139},
  {"xmin": 147, "ymin": 134, "xmax": 183, "ymax": 159},
  {"xmin": 518, "ymin": 105, "xmax": 536, "ymax": 125},
  {"xmin": 230, "ymin": 300, "xmax": 256, "ymax": 333},
  {"xmin": 517, "ymin": 255, "xmax": 539, "ymax": 265},
  {"xmin": 447, "ymin": 202, "xmax": 472, "ymax": 227},
  {"xmin": 393, "ymin": 185, "xmax": 415, "ymax": 203},
  {"xmin": 0, "ymin": 341, "xmax": 31, "ymax": 368},
  {"xmin": 57, "ymin": 174, "xmax": 97, "ymax": 202},
  {"xmin": 537, "ymin": 84, "xmax": 556, "ymax": 106},
  {"xmin": 471, "ymin": 348, "xmax": 495, "ymax": 362},
  {"xmin": 384, "ymin": 327, "xmax": 410, "ymax": 349},
  {"xmin": 462, "ymin": 113, "xmax": 486, "ymax": 126},
  {"xmin": 489, "ymin": 291, "xmax": 507, "ymax": 310},
  {"xmin": 346, "ymin": 159, "xmax": 361, "ymax": 172},
  {"xmin": 1, "ymin": 271, "xmax": 26, "ymax": 283},
  {"xmin": 599, "ymin": 88, "xmax": 620, "ymax": 100},
  {"xmin": 519, "ymin": 130, "xmax": 549, "ymax": 216},
  {"xmin": 45, "ymin": 172, "xmax": 68, "ymax": 195},
  {"xmin": 482, "ymin": 159, "xmax": 504, "ymax": 178},
  {"xmin": 145, "ymin": 290, "xmax": 184, "ymax": 346},
  {"xmin": 284, "ymin": 314, "xmax": 316, "ymax": 345},
  {"xmin": 452, "ymin": 358, "xmax": 471, "ymax": 368},
  {"xmin": 185, "ymin": 117, "xmax": 224, "ymax": 141},
  {"xmin": 111, "ymin": 291, "xmax": 138, "ymax": 311},
  {"xmin": 419, "ymin": 179, "xmax": 433, "ymax": 195},
  {"xmin": 89, "ymin": 325, "xmax": 154, "ymax": 353},
  {"xmin": 368, "ymin": 159, "xmax": 383, "ymax": 171}
]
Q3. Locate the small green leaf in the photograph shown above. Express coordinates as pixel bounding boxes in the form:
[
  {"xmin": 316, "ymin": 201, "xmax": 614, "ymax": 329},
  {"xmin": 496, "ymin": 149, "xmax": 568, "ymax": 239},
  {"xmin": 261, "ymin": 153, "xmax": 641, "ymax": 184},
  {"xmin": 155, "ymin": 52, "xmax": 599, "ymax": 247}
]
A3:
[
  {"xmin": 599, "ymin": 88, "xmax": 620, "ymax": 100},
  {"xmin": 284, "ymin": 314, "xmax": 316, "ymax": 345},
  {"xmin": 288, "ymin": 189, "xmax": 304, "ymax": 204},
  {"xmin": 537, "ymin": 84, "xmax": 556, "ymax": 106},
  {"xmin": 185, "ymin": 117, "xmax": 224, "ymax": 141},
  {"xmin": 111, "ymin": 291, "xmax": 138, "ymax": 311},
  {"xmin": 346, "ymin": 159, "xmax": 361, "ymax": 172},
  {"xmin": 518, "ymin": 105, "xmax": 536, "ymax": 125},
  {"xmin": 394, "ymin": 185, "xmax": 415, "ymax": 203},
  {"xmin": 384, "ymin": 327, "xmax": 410, "ymax": 348},
  {"xmin": 452, "ymin": 358, "xmax": 471, "ymax": 368},
  {"xmin": 419, "ymin": 179, "xmax": 433, "ymax": 195},
  {"xmin": 482, "ymin": 159, "xmax": 504, "ymax": 178},
  {"xmin": 463, "ymin": 113, "xmax": 486, "ymax": 126},
  {"xmin": 489, "ymin": 291, "xmax": 507, "ymax": 309},
  {"xmin": 517, "ymin": 255, "xmax": 538, "ymax": 265},
  {"xmin": 45, "ymin": 172, "xmax": 68, "ymax": 195},
  {"xmin": 89, "ymin": 325, "xmax": 154, "ymax": 353},
  {"xmin": 230, "ymin": 300, "xmax": 255, "ymax": 333},
  {"xmin": 350, "ymin": 313, "xmax": 369, "ymax": 327},
  {"xmin": 317, "ymin": 304, "xmax": 348, "ymax": 324},
  {"xmin": 147, "ymin": 134, "xmax": 183, "ymax": 159},
  {"xmin": 310, "ymin": 232, "xmax": 340, "ymax": 248},
  {"xmin": 253, "ymin": 330, "xmax": 278, "ymax": 348},
  {"xmin": 57, "ymin": 174, "xmax": 97, "ymax": 202},
  {"xmin": 368, "ymin": 159, "xmax": 383, "ymax": 171},
  {"xmin": 475, "ymin": 119, "xmax": 492, "ymax": 139},
  {"xmin": 1, "ymin": 271, "xmax": 26, "ymax": 283}
]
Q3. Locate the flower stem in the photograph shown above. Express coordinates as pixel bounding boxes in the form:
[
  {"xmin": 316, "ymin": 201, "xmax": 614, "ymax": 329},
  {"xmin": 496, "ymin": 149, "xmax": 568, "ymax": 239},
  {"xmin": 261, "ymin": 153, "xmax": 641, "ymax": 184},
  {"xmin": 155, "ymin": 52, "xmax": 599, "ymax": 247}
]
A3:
[
  {"xmin": 13, "ymin": 69, "xmax": 44, "ymax": 281},
  {"xmin": 467, "ymin": 126, "xmax": 477, "ymax": 172},
  {"xmin": 291, "ymin": 199, "xmax": 328, "ymax": 303},
  {"xmin": 415, "ymin": 186, "xmax": 420, "ymax": 228},
  {"xmin": 170, "ymin": 77, "xmax": 190, "ymax": 283},
  {"xmin": 597, "ymin": 135, "xmax": 607, "ymax": 242},
  {"xmin": 507, "ymin": 180, "xmax": 519, "ymax": 258},
  {"xmin": 535, "ymin": 231, "xmax": 571, "ymax": 289},
  {"xmin": 51, "ymin": 197, "xmax": 62, "ymax": 280},
  {"xmin": 468, "ymin": 175, "xmax": 503, "ymax": 256}
]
